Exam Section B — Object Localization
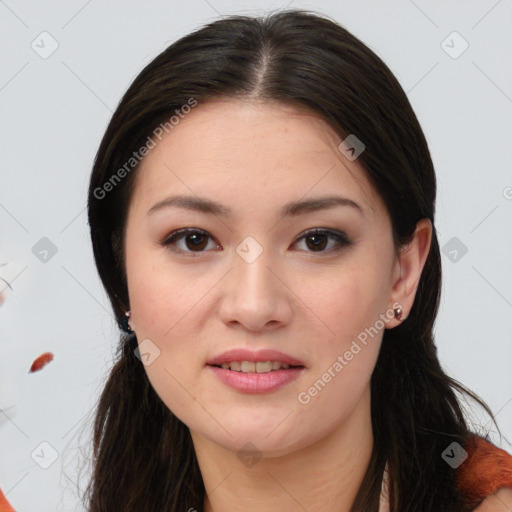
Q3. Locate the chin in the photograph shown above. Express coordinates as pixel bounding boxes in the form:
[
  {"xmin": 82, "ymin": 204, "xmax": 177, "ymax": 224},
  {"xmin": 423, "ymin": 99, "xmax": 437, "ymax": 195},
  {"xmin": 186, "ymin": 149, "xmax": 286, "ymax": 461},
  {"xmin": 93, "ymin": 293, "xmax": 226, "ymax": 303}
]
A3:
[{"xmin": 196, "ymin": 422, "xmax": 307, "ymax": 456}]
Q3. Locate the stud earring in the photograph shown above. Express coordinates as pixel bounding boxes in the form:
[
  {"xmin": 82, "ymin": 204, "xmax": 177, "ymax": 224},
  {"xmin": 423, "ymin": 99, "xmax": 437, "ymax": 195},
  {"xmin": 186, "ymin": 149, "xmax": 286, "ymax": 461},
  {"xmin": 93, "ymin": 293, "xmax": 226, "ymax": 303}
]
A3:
[
  {"xmin": 393, "ymin": 307, "xmax": 403, "ymax": 321},
  {"xmin": 125, "ymin": 310, "xmax": 133, "ymax": 332}
]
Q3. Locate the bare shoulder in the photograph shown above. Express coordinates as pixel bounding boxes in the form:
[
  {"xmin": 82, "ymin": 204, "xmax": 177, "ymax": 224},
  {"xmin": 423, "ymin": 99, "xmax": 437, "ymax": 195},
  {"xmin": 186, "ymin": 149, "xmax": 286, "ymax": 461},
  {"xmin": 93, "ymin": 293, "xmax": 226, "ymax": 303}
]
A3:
[{"xmin": 473, "ymin": 487, "xmax": 512, "ymax": 511}]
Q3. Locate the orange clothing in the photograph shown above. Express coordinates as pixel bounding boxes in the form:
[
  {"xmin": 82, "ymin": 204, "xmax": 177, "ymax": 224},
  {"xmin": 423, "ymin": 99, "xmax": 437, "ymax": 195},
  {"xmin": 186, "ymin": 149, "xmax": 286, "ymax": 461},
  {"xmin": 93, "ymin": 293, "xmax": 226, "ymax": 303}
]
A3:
[
  {"xmin": 458, "ymin": 435, "xmax": 512, "ymax": 510},
  {"xmin": 0, "ymin": 487, "xmax": 15, "ymax": 512}
]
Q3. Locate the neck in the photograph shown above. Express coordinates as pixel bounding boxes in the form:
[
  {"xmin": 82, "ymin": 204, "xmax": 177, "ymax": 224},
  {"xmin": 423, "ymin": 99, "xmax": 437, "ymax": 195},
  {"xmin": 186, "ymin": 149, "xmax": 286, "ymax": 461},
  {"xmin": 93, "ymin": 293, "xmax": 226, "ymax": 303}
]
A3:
[{"xmin": 193, "ymin": 385, "xmax": 375, "ymax": 512}]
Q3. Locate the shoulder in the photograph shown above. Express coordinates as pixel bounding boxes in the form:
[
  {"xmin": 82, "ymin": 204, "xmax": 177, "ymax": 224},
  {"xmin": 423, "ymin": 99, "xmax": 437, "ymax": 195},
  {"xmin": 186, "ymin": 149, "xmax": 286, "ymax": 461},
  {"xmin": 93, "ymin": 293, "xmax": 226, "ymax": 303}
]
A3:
[
  {"xmin": 472, "ymin": 487, "xmax": 512, "ymax": 511},
  {"xmin": 457, "ymin": 435, "xmax": 512, "ymax": 510}
]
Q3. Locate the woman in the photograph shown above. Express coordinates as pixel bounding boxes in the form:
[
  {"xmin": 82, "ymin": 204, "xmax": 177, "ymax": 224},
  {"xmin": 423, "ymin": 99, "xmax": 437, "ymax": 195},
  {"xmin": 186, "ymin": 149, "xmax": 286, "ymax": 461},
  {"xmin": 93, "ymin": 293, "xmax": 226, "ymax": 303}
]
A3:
[{"xmin": 84, "ymin": 9, "xmax": 512, "ymax": 512}]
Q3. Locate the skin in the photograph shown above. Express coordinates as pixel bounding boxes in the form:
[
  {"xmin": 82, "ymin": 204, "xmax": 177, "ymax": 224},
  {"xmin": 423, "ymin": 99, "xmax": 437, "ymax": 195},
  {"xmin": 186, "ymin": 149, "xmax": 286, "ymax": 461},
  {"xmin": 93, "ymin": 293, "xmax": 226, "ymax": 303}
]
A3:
[
  {"xmin": 475, "ymin": 488, "xmax": 512, "ymax": 511},
  {"xmin": 124, "ymin": 98, "xmax": 432, "ymax": 512}
]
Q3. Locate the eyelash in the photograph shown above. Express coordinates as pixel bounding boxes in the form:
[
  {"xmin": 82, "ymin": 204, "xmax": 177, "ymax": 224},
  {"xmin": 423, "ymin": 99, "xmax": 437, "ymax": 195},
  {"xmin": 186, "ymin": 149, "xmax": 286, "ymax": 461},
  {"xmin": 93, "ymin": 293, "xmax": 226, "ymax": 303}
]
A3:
[{"xmin": 160, "ymin": 228, "xmax": 352, "ymax": 257}]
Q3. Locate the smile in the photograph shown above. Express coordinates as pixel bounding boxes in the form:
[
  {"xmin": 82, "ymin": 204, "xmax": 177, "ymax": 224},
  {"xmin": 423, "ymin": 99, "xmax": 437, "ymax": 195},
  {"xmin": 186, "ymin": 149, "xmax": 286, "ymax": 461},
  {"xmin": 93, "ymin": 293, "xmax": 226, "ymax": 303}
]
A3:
[{"xmin": 213, "ymin": 361, "xmax": 301, "ymax": 373}]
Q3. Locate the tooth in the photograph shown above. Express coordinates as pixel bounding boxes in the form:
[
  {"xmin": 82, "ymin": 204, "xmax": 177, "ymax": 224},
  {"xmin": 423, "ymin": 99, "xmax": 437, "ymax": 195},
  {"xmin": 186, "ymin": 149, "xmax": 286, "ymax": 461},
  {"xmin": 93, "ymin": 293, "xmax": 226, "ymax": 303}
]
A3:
[
  {"xmin": 221, "ymin": 360, "xmax": 295, "ymax": 372},
  {"xmin": 240, "ymin": 361, "xmax": 256, "ymax": 373},
  {"xmin": 256, "ymin": 361, "xmax": 273, "ymax": 373}
]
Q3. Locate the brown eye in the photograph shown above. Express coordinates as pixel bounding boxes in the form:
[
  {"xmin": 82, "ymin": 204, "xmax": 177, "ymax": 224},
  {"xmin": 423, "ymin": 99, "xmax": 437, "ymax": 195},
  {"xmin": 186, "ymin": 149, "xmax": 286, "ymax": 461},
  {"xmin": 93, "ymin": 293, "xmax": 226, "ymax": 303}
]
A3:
[
  {"xmin": 182, "ymin": 232, "xmax": 208, "ymax": 251},
  {"xmin": 294, "ymin": 229, "xmax": 352, "ymax": 254},
  {"xmin": 305, "ymin": 233, "xmax": 329, "ymax": 251},
  {"xmin": 161, "ymin": 228, "xmax": 219, "ymax": 256},
  {"xmin": 161, "ymin": 227, "xmax": 352, "ymax": 257}
]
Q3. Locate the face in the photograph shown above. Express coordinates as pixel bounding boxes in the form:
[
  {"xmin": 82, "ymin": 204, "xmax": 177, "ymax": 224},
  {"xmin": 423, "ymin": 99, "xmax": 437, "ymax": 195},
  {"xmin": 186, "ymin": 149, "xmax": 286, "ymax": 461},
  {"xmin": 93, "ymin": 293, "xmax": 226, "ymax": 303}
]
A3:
[{"xmin": 124, "ymin": 98, "xmax": 402, "ymax": 456}]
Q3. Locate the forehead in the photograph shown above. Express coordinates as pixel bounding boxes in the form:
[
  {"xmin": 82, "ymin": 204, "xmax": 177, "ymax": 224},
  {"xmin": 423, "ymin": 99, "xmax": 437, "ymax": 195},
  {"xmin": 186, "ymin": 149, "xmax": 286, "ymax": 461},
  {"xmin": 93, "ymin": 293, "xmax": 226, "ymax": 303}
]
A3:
[{"xmin": 132, "ymin": 98, "xmax": 381, "ymax": 217}]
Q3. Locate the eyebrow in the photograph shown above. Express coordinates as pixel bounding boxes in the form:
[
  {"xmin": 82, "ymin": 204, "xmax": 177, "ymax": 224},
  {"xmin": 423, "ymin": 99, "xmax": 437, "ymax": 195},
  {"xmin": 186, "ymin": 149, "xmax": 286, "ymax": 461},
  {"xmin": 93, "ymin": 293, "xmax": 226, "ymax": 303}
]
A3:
[{"xmin": 147, "ymin": 194, "xmax": 365, "ymax": 218}]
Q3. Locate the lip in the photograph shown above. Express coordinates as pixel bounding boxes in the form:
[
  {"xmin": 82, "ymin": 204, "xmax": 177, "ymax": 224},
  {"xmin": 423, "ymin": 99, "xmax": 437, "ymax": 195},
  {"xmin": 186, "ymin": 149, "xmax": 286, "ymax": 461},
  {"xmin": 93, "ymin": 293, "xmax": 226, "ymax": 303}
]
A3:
[
  {"xmin": 206, "ymin": 348, "xmax": 306, "ymax": 394},
  {"xmin": 207, "ymin": 365, "xmax": 305, "ymax": 393},
  {"xmin": 206, "ymin": 348, "xmax": 306, "ymax": 367}
]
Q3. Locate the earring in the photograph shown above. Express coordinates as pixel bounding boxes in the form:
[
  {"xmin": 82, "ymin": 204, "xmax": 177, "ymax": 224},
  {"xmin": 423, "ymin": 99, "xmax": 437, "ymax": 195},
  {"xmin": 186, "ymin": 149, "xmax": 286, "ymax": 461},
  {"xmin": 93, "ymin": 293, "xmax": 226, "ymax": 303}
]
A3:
[
  {"xmin": 393, "ymin": 307, "xmax": 403, "ymax": 321},
  {"xmin": 125, "ymin": 310, "xmax": 133, "ymax": 332}
]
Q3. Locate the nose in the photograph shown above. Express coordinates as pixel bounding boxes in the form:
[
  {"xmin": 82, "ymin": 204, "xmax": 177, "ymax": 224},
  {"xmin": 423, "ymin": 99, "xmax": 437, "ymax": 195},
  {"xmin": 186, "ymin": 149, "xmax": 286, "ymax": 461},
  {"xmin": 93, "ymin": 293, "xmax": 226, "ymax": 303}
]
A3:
[{"xmin": 218, "ymin": 243, "xmax": 293, "ymax": 332}]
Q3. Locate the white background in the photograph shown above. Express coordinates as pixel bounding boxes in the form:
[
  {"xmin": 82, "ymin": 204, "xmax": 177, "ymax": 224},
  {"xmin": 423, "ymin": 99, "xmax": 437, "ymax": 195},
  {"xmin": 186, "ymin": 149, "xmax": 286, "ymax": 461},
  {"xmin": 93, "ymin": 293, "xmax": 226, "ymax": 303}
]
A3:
[{"xmin": 1, "ymin": 1, "xmax": 511, "ymax": 510}]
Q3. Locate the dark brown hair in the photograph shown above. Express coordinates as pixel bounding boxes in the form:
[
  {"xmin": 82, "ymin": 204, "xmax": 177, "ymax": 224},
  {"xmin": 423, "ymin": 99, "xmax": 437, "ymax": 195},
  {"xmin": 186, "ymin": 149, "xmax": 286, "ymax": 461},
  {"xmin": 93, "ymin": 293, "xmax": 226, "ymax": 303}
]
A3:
[{"xmin": 84, "ymin": 9, "xmax": 502, "ymax": 511}]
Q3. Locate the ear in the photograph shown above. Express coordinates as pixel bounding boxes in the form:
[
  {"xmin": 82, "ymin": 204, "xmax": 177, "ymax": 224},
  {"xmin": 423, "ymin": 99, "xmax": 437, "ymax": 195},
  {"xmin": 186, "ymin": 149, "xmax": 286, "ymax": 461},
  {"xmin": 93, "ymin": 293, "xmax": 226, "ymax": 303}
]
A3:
[{"xmin": 387, "ymin": 218, "xmax": 432, "ymax": 328}]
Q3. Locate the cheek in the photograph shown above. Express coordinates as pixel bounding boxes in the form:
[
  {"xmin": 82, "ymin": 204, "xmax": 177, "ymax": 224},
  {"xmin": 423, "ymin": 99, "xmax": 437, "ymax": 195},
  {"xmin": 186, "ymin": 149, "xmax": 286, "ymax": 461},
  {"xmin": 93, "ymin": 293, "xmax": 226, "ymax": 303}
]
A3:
[
  {"xmin": 125, "ymin": 257, "xmax": 207, "ymax": 402},
  {"xmin": 303, "ymin": 262, "xmax": 385, "ymax": 341},
  {"xmin": 126, "ymin": 247, "xmax": 199, "ymax": 337},
  {"xmin": 299, "ymin": 261, "xmax": 387, "ymax": 400}
]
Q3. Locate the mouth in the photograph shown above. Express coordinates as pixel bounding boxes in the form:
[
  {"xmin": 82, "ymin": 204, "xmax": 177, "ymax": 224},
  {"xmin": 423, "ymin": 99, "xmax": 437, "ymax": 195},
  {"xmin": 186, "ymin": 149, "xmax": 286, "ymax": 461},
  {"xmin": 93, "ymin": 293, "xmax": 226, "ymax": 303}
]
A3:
[
  {"xmin": 207, "ymin": 360, "xmax": 305, "ymax": 394},
  {"xmin": 206, "ymin": 348, "xmax": 306, "ymax": 371},
  {"xmin": 208, "ymin": 360, "xmax": 304, "ymax": 373},
  {"xmin": 206, "ymin": 349, "xmax": 306, "ymax": 393}
]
